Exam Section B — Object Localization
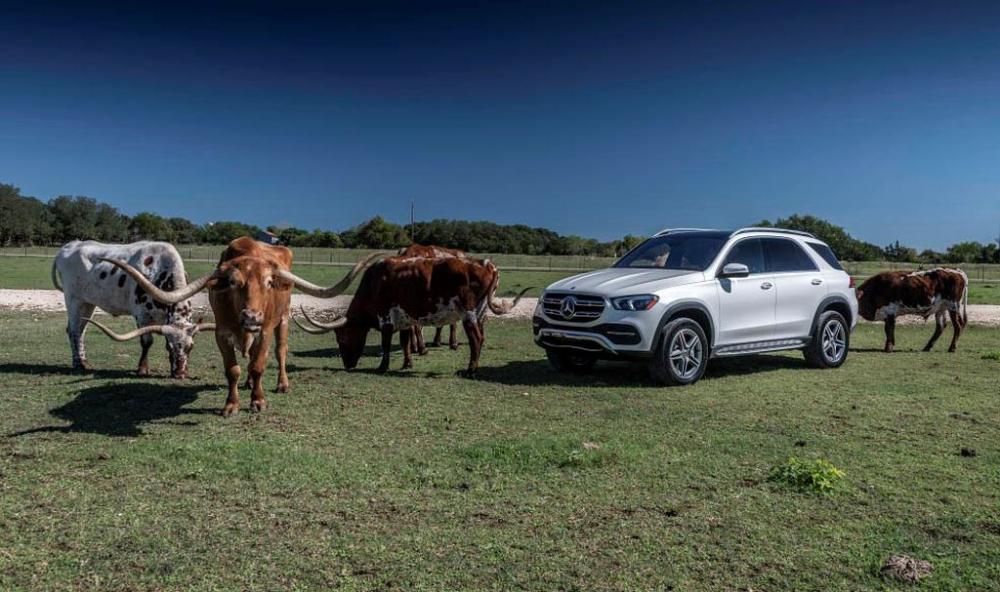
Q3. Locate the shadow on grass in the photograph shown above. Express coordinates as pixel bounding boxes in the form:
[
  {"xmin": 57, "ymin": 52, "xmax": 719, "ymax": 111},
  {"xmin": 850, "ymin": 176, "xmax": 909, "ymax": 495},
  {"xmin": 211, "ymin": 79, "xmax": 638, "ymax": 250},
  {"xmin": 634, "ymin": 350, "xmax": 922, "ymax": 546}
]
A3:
[
  {"xmin": 8, "ymin": 383, "xmax": 215, "ymax": 438},
  {"xmin": 0, "ymin": 362, "xmax": 136, "ymax": 380},
  {"xmin": 293, "ymin": 344, "xmax": 402, "ymax": 358},
  {"xmin": 475, "ymin": 354, "xmax": 811, "ymax": 387}
]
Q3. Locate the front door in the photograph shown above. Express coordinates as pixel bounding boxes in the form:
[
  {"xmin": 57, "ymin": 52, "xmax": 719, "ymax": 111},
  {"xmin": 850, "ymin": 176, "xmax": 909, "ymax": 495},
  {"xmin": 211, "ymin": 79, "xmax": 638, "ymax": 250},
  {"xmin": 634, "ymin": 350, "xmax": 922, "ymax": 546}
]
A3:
[{"xmin": 715, "ymin": 238, "xmax": 776, "ymax": 346}]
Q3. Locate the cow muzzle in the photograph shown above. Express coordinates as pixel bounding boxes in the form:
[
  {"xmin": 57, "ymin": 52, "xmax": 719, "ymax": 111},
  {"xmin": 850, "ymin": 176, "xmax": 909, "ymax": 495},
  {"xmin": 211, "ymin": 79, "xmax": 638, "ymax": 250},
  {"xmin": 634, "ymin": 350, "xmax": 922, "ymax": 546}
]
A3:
[{"xmin": 240, "ymin": 310, "xmax": 264, "ymax": 333}]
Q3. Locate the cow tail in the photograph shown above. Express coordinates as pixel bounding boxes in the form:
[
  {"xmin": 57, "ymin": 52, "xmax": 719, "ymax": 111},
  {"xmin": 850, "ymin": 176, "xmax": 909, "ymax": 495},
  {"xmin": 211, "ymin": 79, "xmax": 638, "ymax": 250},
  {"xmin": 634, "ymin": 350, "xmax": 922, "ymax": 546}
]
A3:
[
  {"xmin": 962, "ymin": 270, "xmax": 969, "ymax": 326},
  {"xmin": 51, "ymin": 258, "xmax": 62, "ymax": 292}
]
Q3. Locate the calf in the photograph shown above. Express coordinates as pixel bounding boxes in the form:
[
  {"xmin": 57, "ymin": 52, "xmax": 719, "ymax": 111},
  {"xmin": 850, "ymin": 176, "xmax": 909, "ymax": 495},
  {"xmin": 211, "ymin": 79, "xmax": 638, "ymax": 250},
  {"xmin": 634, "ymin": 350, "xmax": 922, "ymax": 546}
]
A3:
[
  {"xmin": 52, "ymin": 240, "xmax": 197, "ymax": 377},
  {"xmin": 857, "ymin": 268, "xmax": 969, "ymax": 352},
  {"xmin": 106, "ymin": 236, "xmax": 379, "ymax": 416},
  {"xmin": 295, "ymin": 256, "xmax": 529, "ymax": 375}
]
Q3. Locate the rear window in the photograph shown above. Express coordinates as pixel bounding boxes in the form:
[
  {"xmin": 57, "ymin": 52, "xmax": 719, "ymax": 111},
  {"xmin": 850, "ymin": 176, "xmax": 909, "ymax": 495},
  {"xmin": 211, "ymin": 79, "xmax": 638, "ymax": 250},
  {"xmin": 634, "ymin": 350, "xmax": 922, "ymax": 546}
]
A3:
[{"xmin": 806, "ymin": 242, "xmax": 844, "ymax": 270}]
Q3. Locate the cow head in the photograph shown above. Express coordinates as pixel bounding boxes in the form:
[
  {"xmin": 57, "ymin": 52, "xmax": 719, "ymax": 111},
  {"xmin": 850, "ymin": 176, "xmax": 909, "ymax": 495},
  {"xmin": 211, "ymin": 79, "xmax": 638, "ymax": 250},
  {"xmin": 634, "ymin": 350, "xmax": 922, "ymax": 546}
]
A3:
[
  {"xmin": 86, "ymin": 317, "xmax": 215, "ymax": 378},
  {"xmin": 855, "ymin": 281, "xmax": 877, "ymax": 321},
  {"xmin": 291, "ymin": 307, "xmax": 367, "ymax": 369},
  {"xmin": 209, "ymin": 256, "xmax": 293, "ymax": 333}
]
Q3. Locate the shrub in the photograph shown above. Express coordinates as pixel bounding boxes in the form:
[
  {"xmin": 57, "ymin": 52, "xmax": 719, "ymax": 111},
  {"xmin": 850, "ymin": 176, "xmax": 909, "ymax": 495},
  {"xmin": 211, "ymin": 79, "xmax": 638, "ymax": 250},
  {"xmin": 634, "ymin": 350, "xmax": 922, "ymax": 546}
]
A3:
[
  {"xmin": 982, "ymin": 351, "xmax": 1000, "ymax": 361},
  {"xmin": 769, "ymin": 457, "xmax": 845, "ymax": 495}
]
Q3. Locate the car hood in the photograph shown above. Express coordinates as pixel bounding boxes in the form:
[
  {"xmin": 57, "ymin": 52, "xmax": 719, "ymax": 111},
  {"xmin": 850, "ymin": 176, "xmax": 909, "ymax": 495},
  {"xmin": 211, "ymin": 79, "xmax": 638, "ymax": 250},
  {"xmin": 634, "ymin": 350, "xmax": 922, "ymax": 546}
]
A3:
[{"xmin": 545, "ymin": 267, "xmax": 704, "ymax": 295}]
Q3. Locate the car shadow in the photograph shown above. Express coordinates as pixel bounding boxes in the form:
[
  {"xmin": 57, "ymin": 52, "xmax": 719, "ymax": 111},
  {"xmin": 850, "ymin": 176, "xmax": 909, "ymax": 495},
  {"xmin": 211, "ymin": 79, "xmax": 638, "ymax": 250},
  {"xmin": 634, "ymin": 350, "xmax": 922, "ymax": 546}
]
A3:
[
  {"xmin": 7, "ymin": 383, "xmax": 215, "ymax": 438},
  {"xmin": 475, "ymin": 354, "xmax": 812, "ymax": 387}
]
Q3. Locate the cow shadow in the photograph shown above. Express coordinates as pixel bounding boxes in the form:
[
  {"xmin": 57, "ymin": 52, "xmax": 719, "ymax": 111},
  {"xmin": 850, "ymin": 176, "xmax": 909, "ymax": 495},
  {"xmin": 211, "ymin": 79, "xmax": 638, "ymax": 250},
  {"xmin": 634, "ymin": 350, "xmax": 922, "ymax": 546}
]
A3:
[
  {"xmin": 475, "ymin": 354, "xmax": 810, "ymax": 387},
  {"xmin": 0, "ymin": 362, "xmax": 136, "ymax": 380},
  {"xmin": 293, "ymin": 344, "xmax": 401, "ymax": 359},
  {"xmin": 8, "ymin": 383, "xmax": 215, "ymax": 438}
]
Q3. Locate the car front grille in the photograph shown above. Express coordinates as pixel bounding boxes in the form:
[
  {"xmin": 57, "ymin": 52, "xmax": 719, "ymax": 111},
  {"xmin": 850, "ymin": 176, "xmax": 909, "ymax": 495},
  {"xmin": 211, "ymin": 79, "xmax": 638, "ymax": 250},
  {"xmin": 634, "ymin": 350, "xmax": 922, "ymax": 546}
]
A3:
[{"xmin": 542, "ymin": 292, "xmax": 605, "ymax": 323}]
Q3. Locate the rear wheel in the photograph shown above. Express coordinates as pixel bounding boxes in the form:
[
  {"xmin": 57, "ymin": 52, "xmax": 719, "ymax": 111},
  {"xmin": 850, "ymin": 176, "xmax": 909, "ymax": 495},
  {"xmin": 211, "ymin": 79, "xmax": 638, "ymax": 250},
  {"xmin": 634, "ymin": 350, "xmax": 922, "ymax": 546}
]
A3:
[
  {"xmin": 648, "ymin": 318, "xmax": 709, "ymax": 386},
  {"xmin": 546, "ymin": 349, "xmax": 598, "ymax": 373},
  {"xmin": 804, "ymin": 311, "xmax": 849, "ymax": 368}
]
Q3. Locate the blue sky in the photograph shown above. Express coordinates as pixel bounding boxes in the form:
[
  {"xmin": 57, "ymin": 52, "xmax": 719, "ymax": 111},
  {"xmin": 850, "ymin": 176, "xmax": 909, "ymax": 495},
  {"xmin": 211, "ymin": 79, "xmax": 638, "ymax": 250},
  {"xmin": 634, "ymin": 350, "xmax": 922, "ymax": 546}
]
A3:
[{"xmin": 2, "ymin": 1, "xmax": 999, "ymax": 249}]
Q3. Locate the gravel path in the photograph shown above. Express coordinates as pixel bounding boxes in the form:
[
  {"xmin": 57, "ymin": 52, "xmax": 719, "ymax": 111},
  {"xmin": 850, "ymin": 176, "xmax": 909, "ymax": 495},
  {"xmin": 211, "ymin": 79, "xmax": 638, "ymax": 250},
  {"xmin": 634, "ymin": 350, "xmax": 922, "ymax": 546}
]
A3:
[
  {"xmin": 0, "ymin": 289, "xmax": 539, "ymax": 320},
  {"xmin": 2, "ymin": 289, "xmax": 997, "ymax": 325}
]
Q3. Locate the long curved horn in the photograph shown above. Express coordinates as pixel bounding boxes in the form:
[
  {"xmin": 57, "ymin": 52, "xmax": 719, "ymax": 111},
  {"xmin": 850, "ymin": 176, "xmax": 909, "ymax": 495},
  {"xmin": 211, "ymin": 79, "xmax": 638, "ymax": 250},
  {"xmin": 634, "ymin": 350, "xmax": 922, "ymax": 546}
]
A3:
[
  {"xmin": 195, "ymin": 322, "xmax": 217, "ymax": 332},
  {"xmin": 488, "ymin": 287, "xmax": 532, "ymax": 315},
  {"xmin": 277, "ymin": 251, "xmax": 386, "ymax": 298},
  {"xmin": 85, "ymin": 318, "xmax": 170, "ymax": 341},
  {"xmin": 101, "ymin": 258, "xmax": 214, "ymax": 304},
  {"xmin": 292, "ymin": 306, "xmax": 348, "ymax": 333}
]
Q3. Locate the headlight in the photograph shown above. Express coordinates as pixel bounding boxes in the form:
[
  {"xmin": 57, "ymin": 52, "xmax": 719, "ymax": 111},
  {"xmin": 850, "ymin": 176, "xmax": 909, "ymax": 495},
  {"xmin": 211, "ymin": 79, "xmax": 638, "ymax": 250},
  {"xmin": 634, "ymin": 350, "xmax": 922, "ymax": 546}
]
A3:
[{"xmin": 610, "ymin": 294, "xmax": 659, "ymax": 311}]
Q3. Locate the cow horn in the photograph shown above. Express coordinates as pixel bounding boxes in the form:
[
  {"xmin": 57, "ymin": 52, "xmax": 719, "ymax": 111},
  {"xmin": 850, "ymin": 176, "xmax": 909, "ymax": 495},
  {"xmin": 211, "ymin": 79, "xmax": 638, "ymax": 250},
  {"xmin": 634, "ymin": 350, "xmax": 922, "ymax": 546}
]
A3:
[
  {"xmin": 276, "ymin": 251, "xmax": 386, "ymax": 298},
  {"xmin": 85, "ymin": 318, "xmax": 173, "ymax": 341},
  {"xmin": 292, "ymin": 306, "xmax": 347, "ymax": 333},
  {"xmin": 195, "ymin": 322, "xmax": 217, "ymax": 332},
  {"xmin": 488, "ymin": 287, "xmax": 532, "ymax": 315},
  {"xmin": 101, "ymin": 258, "xmax": 214, "ymax": 304}
]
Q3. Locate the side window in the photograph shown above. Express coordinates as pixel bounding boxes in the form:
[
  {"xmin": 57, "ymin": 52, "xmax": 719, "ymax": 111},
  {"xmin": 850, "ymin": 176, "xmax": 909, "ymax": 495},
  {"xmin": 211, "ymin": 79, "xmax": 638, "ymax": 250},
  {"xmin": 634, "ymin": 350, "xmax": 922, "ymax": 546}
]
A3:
[
  {"xmin": 722, "ymin": 239, "xmax": 765, "ymax": 274},
  {"xmin": 763, "ymin": 238, "xmax": 818, "ymax": 273},
  {"xmin": 806, "ymin": 242, "xmax": 844, "ymax": 270}
]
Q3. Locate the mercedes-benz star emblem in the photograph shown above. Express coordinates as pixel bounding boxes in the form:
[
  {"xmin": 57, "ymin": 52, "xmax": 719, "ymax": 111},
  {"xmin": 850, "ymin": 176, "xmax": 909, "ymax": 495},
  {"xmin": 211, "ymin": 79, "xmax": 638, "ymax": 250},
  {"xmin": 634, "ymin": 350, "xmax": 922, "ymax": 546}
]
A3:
[{"xmin": 560, "ymin": 296, "xmax": 577, "ymax": 319}]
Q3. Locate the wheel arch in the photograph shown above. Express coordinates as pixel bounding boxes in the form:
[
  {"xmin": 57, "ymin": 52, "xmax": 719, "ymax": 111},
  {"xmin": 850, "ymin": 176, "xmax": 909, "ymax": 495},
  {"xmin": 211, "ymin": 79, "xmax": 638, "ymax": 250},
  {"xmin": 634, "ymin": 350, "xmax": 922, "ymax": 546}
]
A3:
[
  {"xmin": 654, "ymin": 300, "xmax": 715, "ymax": 352},
  {"xmin": 810, "ymin": 295, "xmax": 854, "ymax": 336}
]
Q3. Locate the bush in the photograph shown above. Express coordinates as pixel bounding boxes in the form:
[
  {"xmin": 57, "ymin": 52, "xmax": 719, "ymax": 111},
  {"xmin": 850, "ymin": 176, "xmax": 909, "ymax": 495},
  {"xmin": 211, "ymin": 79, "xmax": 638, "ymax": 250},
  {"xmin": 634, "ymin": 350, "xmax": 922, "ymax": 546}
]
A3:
[
  {"xmin": 982, "ymin": 351, "xmax": 1000, "ymax": 361},
  {"xmin": 769, "ymin": 457, "xmax": 845, "ymax": 495}
]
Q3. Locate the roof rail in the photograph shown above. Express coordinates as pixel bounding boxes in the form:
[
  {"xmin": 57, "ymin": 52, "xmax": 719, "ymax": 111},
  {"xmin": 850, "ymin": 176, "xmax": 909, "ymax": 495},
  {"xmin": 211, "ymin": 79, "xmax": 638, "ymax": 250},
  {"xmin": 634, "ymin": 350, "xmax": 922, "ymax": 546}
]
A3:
[
  {"xmin": 731, "ymin": 226, "xmax": 816, "ymax": 239},
  {"xmin": 653, "ymin": 227, "xmax": 718, "ymax": 236}
]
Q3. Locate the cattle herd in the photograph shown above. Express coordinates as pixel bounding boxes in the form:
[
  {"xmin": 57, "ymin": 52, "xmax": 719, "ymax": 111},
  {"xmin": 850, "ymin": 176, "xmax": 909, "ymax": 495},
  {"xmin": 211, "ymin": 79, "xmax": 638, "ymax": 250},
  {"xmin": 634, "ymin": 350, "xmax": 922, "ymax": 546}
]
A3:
[
  {"xmin": 51, "ymin": 237, "xmax": 969, "ymax": 416},
  {"xmin": 52, "ymin": 237, "xmax": 527, "ymax": 416}
]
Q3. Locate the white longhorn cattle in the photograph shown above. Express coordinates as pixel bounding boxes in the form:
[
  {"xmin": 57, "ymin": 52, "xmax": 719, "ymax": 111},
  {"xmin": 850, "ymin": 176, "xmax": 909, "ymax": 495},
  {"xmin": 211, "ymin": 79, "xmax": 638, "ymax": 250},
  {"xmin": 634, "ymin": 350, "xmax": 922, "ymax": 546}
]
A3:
[{"xmin": 51, "ymin": 240, "xmax": 205, "ymax": 377}]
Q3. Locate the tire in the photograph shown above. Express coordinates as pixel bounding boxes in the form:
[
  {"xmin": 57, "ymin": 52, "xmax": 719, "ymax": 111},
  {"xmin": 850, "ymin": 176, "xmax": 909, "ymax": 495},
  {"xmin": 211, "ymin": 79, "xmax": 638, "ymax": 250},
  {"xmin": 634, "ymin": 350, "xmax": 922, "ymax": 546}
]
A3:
[
  {"xmin": 804, "ymin": 311, "xmax": 849, "ymax": 368},
  {"xmin": 648, "ymin": 318, "xmax": 709, "ymax": 386},
  {"xmin": 546, "ymin": 349, "xmax": 598, "ymax": 373}
]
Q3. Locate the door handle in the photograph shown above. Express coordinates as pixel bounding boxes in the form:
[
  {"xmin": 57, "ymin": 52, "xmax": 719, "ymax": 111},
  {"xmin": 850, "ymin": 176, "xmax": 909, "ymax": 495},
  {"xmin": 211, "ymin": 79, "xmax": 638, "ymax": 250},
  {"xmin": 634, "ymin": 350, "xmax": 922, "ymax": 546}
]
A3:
[
  {"xmin": 811, "ymin": 278, "xmax": 823, "ymax": 285},
  {"xmin": 760, "ymin": 282, "xmax": 773, "ymax": 290}
]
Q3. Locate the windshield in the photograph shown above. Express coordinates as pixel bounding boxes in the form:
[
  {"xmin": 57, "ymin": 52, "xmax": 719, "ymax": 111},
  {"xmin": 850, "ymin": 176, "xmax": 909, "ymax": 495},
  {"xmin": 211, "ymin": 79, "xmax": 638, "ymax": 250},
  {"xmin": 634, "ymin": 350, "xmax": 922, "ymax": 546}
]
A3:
[{"xmin": 615, "ymin": 234, "xmax": 727, "ymax": 271}]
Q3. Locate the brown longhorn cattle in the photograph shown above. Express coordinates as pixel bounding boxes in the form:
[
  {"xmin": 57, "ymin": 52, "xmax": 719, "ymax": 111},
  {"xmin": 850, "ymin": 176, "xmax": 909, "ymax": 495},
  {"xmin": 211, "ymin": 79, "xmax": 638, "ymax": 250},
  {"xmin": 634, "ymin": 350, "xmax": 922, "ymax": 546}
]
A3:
[
  {"xmin": 856, "ymin": 268, "xmax": 969, "ymax": 353},
  {"xmin": 397, "ymin": 244, "xmax": 468, "ymax": 351},
  {"xmin": 105, "ymin": 236, "xmax": 378, "ymax": 416},
  {"xmin": 295, "ymin": 256, "xmax": 530, "ymax": 375}
]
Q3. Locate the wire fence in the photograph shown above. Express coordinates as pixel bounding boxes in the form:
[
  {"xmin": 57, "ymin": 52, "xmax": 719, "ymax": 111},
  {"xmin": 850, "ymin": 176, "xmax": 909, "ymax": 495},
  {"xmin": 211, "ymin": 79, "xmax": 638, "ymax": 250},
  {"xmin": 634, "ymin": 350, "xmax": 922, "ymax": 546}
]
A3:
[{"xmin": 2, "ymin": 245, "xmax": 999, "ymax": 280}]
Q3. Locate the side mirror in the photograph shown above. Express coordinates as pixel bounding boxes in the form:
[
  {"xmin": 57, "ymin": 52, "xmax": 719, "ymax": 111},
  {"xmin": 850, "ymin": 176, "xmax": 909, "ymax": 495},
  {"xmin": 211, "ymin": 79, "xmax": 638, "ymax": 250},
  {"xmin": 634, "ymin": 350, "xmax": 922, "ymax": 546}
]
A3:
[{"xmin": 719, "ymin": 263, "xmax": 750, "ymax": 278}]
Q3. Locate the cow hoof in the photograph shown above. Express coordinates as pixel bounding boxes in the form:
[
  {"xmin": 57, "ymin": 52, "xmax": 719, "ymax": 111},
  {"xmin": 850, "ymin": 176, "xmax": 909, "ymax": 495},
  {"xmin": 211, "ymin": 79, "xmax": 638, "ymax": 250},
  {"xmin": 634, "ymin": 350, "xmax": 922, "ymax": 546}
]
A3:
[
  {"xmin": 137, "ymin": 369, "xmax": 151, "ymax": 377},
  {"xmin": 948, "ymin": 347, "xmax": 957, "ymax": 353},
  {"xmin": 449, "ymin": 344, "xmax": 459, "ymax": 351},
  {"xmin": 251, "ymin": 400, "xmax": 267, "ymax": 413},
  {"xmin": 457, "ymin": 369, "xmax": 478, "ymax": 378},
  {"xmin": 221, "ymin": 404, "xmax": 240, "ymax": 418},
  {"xmin": 418, "ymin": 348, "xmax": 429, "ymax": 356},
  {"xmin": 275, "ymin": 383, "xmax": 289, "ymax": 394},
  {"xmin": 401, "ymin": 362, "xmax": 413, "ymax": 370},
  {"xmin": 74, "ymin": 360, "xmax": 93, "ymax": 372},
  {"xmin": 376, "ymin": 365, "xmax": 389, "ymax": 374}
]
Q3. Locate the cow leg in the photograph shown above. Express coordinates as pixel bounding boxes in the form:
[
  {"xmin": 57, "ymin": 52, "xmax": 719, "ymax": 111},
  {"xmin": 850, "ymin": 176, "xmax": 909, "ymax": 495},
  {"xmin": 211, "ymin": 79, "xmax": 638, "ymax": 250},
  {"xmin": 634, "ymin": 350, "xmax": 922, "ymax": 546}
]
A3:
[
  {"xmin": 947, "ymin": 309, "xmax": 963, "ymax": 352},
  {"xmin": 923, "ymin": 312, "xmax": 946, "ymax": 352},
  {"xmin": 400, "ymin": 328, "xmax": 414, "ymax": 370},
  {"xmin": 274, "ymin": 316, "xmax": 290, "ymax": 393},
  {"xmin": 883, "ymin": 316, "xmax": 896, "ymax": 353},
  {"xmin": 449, "ymin": 323, "xmax": 458, "ymax": 350},
  {"xmin": 164, "ymin": 338, "xmax": 178, "ymax": 378},
  {"xmin": 461, "ymin": 316, "xmax": 484, "ymax": 377},
  {"xmin": 431, "ymin": 326, "xmax": 443, "ymax": 348},
  {"xmin": 248, "ymin": 331, "xmax": 272, "ymax": 413},
  {"xmin": 137, "ymin": 331, "xmax": 154, "ymax": 377},
  {"xmin": 217, "ymin": 332, "xmax": 241, "ymax": 417},
  {"xmin": 66, "ymin": 301, "xmax": 96, "ymax": 371},
  {"xmin": 414, "ymin": 325, "xmax": 428, "ymax": 355},
  {"xmin": 377, "ymin": 324, "xmax": 393, "ymax": 373}
]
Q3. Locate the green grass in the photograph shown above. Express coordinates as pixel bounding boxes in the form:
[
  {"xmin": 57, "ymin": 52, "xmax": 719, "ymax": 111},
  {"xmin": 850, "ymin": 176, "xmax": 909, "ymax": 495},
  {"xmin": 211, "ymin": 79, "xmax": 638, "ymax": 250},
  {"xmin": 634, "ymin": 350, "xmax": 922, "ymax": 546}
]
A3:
[
  {"xmin": 7, "ymin": 254, "xmax": 1000, "ymax": 303},
  {"xmin": 1, "ymin": 312, "xmax": 999, "ymax": 590}
]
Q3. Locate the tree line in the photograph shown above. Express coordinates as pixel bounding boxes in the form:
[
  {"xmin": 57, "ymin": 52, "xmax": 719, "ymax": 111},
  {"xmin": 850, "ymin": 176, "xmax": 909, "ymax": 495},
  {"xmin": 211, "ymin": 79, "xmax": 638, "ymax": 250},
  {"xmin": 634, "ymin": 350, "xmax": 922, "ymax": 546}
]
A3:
[{"xmin": 1, "ymin": 183, "xmax": 998, "ymax": 263}]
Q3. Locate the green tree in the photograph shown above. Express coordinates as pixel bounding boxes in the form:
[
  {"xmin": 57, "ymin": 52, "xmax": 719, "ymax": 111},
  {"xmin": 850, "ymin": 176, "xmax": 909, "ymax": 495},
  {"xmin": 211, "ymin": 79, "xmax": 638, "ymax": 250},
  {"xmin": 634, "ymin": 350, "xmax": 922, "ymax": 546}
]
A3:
[
  {"xmin": 0, "ymin": 184, "xmax": 54, "ymax": 246},
  {"xmin": 346, "ymin": 216, "xmax": 409, "ymax": 249},
  {"xmin": 945, "ymin": 241, "xmax": 984, "ymax": 264},
  {"xmin": 130, "ymin": 212, "xmax": 173, "ymax": 241},
  {"xmin": 883, "ymin": 241, "xmax": 918, "ymax": 263}
]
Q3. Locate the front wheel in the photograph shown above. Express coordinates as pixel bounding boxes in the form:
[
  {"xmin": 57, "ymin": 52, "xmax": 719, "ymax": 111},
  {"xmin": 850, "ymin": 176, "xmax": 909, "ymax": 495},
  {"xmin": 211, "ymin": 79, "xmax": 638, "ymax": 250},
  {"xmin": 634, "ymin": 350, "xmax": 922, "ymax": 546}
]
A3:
[
  {"xmin": 804, "ymin": 311, "xmax": 849, "ymax": 368},
  {"xmin": 648, "ymin": 318, "xmax": 709, "ymax": 386},
  {"xmin": 546, "ymin": 349, "xmax": 598, "ymax": 373}
]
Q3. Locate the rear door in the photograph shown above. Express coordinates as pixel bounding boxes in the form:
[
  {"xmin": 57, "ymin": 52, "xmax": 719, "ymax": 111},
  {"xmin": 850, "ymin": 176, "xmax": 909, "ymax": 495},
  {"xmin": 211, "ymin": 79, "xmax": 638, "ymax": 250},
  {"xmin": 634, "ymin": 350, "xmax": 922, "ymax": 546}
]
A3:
[
  {"xmin": 763, "ymin": 238, "xmax": 827, "ymax": 340},
  {"xmin": 715, "ymin": 238, "xmax": 776, "ymax": 346}
]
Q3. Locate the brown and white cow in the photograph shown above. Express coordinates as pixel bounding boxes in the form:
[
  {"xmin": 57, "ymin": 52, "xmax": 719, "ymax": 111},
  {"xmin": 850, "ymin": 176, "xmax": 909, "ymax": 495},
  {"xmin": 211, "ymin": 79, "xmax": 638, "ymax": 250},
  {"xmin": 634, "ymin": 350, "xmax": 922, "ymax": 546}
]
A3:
[
  {"xmin": 856, "ymin": 268, "xmax": 969, "ymax": 353},
  {"xmin": 105, "ymin": 236, "xmax": 379, "ymax": 416},
  {"xmin": 397, "ymin": 243, "xmax": 468, "ymax": 350},
  {"xmin": 295, "ymin": 256, "xmax": 529, "ymax": 376}
]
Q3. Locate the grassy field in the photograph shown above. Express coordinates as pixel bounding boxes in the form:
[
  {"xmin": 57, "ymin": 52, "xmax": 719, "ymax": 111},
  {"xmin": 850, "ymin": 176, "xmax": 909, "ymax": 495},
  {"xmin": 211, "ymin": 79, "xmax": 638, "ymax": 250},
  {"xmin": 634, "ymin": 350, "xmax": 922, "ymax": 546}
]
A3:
[
  {"xmin": 6, "ymin": 254, "xmax": 1000, "ymax": 304},
  {"xmin": 1, "ymin": 312, "xmax": 998, "ymax": 591}
]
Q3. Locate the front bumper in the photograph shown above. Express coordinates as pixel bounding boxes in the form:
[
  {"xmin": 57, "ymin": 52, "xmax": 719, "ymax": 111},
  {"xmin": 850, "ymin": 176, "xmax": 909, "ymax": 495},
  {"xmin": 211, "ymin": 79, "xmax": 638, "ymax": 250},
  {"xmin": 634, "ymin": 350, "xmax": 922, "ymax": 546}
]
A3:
[{"xmin": 532, "ymin": 316, "xmax": 651, "ymax": 359}]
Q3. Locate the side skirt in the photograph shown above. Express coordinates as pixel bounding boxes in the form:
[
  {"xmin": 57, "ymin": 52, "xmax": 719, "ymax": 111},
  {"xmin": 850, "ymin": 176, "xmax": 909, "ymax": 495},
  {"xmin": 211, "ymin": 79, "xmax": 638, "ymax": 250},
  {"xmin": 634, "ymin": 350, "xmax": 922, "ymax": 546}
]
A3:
[{"xmin": 711, "ymin": 338, "xmax": 810, "ymax": 358}]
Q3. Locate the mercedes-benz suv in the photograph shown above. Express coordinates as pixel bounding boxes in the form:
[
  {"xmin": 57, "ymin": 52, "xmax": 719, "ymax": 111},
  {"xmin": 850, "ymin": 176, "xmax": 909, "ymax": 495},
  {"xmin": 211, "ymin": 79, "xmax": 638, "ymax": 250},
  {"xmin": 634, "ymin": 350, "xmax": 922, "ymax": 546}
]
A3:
[{"xmin": 533, "ymin": 227, "xmax": 857, "ymax": 385}]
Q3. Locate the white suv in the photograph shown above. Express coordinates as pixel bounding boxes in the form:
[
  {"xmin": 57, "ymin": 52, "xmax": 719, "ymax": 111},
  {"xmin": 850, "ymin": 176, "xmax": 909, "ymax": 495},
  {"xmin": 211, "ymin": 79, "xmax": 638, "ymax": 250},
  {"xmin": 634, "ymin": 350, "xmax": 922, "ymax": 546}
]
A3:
[{"xmin": 533, "ymin": 228, "xmax": 858, "ymax": 385}]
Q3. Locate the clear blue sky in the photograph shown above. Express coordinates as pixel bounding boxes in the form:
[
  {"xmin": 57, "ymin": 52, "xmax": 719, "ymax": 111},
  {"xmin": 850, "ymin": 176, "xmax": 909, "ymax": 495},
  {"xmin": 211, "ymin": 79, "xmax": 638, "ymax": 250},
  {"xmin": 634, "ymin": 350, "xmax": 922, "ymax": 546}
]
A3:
[{"xmin": 2, "ymin": 1, "xmax": 999, "ymax": 250}]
